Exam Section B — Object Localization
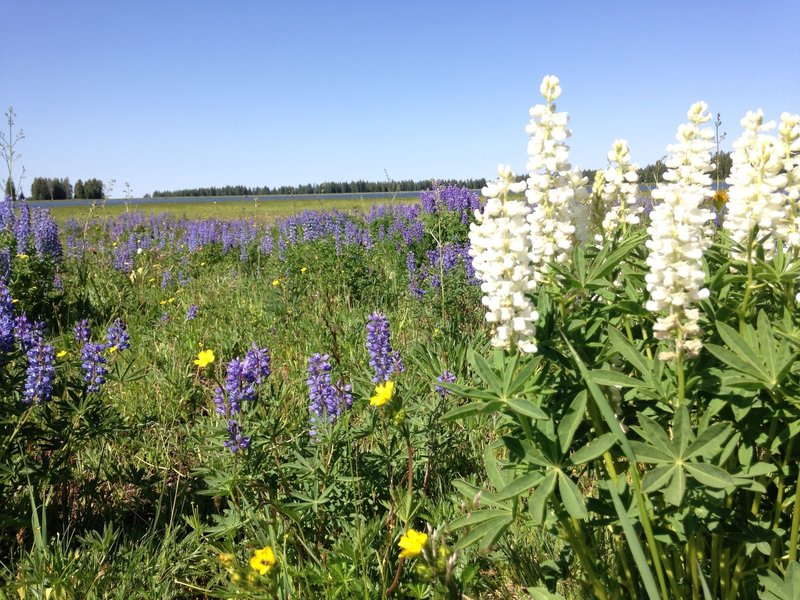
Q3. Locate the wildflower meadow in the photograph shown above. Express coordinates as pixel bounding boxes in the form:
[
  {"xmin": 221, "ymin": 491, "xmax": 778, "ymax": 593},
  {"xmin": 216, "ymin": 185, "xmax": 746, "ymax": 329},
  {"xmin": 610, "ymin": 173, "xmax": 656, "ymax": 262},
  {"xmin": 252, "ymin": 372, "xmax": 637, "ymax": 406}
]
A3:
[{"xmin": 1, "ymin": 75, "xmax": 800, "ymax": 599}]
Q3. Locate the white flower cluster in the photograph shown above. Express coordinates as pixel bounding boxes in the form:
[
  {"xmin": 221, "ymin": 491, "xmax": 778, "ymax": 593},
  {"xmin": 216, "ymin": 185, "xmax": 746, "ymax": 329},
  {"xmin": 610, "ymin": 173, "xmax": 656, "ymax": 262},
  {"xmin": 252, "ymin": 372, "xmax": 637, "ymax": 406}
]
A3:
[
  {"xmin": 469, "ymin": 164, "xmax": 538, "ymax": 353},
  {"xmin": 779, "ymin": 113, "xmax": 800, "ymax": 250},
  {"xmin": 525, "ymin": 75, "xmax": 588, "ymax": 277},
  {"xmin": 723, "ymin": 110, "xmax": 789, "ymax": 260},
  {"xmin": 601, "ymin": 140, "xmax": 641, "ymax": 237},
  {"xmin": 645, "ymin": 101, "xmax": 716, "ymax": 358}
]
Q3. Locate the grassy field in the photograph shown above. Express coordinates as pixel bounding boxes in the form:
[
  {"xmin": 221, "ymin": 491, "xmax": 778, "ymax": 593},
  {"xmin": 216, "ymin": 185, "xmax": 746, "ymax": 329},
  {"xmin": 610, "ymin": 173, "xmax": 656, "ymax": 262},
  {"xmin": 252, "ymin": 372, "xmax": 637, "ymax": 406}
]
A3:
[{"xmin": 46, "ymin": 196, "xmax": 416, "ymax": 225}]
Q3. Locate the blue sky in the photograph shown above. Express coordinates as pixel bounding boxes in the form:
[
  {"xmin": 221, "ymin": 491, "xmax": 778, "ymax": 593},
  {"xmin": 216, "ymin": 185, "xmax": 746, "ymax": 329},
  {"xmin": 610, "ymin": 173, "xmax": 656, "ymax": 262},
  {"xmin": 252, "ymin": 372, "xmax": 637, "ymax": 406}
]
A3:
[{"xmin": 4, "ymin": 1, "xmax": 799, "ymax": 197}]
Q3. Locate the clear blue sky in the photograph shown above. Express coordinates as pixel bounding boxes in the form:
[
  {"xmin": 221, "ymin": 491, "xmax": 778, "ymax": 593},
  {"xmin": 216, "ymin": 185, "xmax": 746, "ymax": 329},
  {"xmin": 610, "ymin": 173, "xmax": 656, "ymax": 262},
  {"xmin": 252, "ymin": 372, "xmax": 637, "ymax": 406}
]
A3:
[{"xmin": 4, "ymin": 0, "xmax": 799, "ymax": 197}]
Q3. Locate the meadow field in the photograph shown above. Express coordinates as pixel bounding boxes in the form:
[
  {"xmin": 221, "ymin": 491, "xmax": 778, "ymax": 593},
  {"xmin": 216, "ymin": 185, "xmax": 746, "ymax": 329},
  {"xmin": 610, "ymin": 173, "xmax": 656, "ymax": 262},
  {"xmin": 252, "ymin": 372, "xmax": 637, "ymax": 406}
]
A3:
[{"xmin": 2, "ymin": 79, "xmax": 800, "ymax": 599}]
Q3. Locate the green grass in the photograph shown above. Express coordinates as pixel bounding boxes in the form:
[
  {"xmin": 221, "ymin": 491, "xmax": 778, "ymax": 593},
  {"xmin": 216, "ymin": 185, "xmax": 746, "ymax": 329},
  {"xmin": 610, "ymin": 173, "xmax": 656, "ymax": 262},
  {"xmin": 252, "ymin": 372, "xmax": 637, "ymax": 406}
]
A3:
[{"xmin": 47, "ymin": 196, "xmax": 417, "ymax": 224}]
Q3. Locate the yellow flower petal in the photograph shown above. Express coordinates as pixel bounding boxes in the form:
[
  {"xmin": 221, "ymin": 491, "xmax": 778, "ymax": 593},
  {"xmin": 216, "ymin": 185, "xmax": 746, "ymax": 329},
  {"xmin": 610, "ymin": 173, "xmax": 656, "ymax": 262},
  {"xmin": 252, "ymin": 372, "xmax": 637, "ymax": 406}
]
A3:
[
  {"xmin": 398, "ymin": 529, "xmax": 427, "ymax": 559},
  {"xmin": 249, "ymin": 546, "xmax": 276, "ymax": 575},
  {"xmin": 370, "ymin": 381, "xmax": 394, "ymax": 406},
  {"xmin": 194, "ymin": 349, "xmax": 215, "ymax": 368}
]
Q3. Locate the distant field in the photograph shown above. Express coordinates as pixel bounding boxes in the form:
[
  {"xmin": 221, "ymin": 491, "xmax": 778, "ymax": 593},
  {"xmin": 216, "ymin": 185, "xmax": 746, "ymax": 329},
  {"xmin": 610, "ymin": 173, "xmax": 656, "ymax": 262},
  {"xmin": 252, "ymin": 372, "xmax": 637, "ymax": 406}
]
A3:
[{"xmin": 46, "ymin": 195, "xmax": 417, "ymax": 224}]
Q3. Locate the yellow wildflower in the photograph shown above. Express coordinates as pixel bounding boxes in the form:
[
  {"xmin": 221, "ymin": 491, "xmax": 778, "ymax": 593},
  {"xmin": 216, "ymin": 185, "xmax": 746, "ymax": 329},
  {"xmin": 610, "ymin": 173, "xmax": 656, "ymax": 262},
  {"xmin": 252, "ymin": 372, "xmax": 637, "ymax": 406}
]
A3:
[
  {"xmin": 194, "ymin": 349, "xmax": 215, "ymax": 368},
  {"xmin": 107, "ymin": 345, "xmax": 118, "ymax": 354},
  {"xmin": 56, "ymin": 350, "xmax": 68, "ymax": 358},
  {"xmin": 370, "ymin": 381, "xmax": 394, "ymax": 406},
  {"xmin": 398, "ymin": 529, "xmax": 428, "ymax": 559},
  {"xmin": 712, "ymin": 189, "xmax": 728, "ymax": 210},
  {"xmin": 301, "ymin": 267, "xmax": 307, "ymax": 273},
  {"xmin": 249, "ymin": 546, "xmax": 276, "ymax": 575},
  {"xmin": 272, "ymin": 279, "xmax": 280, "ymax": 287},
  {"xmin": 218, "ymin": 552, "xmax": 235, "ymax": 567},
  {"xmin": 16, "ymin": 253, "xmax": 28, "ymax": 260}
]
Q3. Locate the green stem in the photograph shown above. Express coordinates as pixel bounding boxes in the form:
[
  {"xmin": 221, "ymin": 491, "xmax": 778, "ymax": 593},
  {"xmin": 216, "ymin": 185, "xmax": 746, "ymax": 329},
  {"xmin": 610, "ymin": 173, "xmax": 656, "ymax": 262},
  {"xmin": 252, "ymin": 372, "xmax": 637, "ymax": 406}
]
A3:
[
  {"xmin": 789, "ymin": 468, "xmax": 800, "ymax": 562},
  {"xmin": 562, "ymin": 518, "xmax": 609, "ymax": 600},
  {"xmin": 739, "ymin": 233, "xmax": 755, "ymax": 334},
  {"xmin": 675, "ymin": 349, "xmax": 685, "ymax": 408}
]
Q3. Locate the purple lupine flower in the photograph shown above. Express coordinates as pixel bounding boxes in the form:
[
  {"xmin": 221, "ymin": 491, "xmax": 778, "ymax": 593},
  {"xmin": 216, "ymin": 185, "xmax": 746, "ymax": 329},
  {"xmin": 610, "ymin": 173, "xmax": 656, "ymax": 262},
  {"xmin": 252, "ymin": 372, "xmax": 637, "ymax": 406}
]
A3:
[
  {"xmin": 0, "ymin": 278, "xmax": 14, "ymax": 353},
  {"xmin": 366, "ymin": 312, "xmax": 404, "ymax": 383},
  {"xmin": 15, "ymin": 201, "xmax": 30, "ymax": 255},
  {"xmin": 0, "ymin": 248, "xmax": 10, "ymax": 280},
  {"xmin": 106, "ymin": 318, "xmax": 130, "ymax": 352},
  {"xmin": 74, "ymin": 319, "xmax": 91, "ymax": 344},
  {"xmin": 160, "ymin": 312, "xmax": 170, "ymax": 323},
  {"xmin": 223, "ymin": 419, "xmax": 250, "ymax": 453},
  {"xmin": 32, "ymin": 209, "xmax": 63, "ymax": 261},
  {"xmin": 0, "ymin": 195, "xmax": 14, "ymax": 232},
  {"xmin": 14, "ymin": 315, "xmax": 43, "ymax": 352},
  {"xmin": 161, "ymin": 269, "xmax": 173, "ymax": 289},
  {"xmin": 23, "ymin": 333, "xmax": 55, "ymax": 404},
  {"xmin": 307, "ymin": 353, "xmax": 352, "ymax": 434},
  {"xmin": 53, "ymin": 273, "xmax": 63, "ymax": 291},
  {"xmin": 185, "ymin": 304, "xmax": 199, "ymax": 321},
  {"xmin": 435, "ymin": 371, "xmax": 457, "ymax": 398},
  {"xmin": 81, "ymin": 341, "xmax": 108, "ymax": 394},
  {"xmin": 215, "ymin": 345, "xmax": 271, "ymax": 451}
]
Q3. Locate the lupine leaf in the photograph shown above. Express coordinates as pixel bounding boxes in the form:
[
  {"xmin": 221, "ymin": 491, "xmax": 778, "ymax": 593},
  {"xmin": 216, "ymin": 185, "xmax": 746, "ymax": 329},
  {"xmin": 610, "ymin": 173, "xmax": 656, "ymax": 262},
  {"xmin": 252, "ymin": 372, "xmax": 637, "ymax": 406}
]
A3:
[
  {"xmin": 529, "ymin": 470, "xmax": 558, "ymax": 524},
  {"xmin": 684, "ymin": 462, "xmax": 735, "ymax": 488},
  {"xmin": 558, "ymin": 391, "xmax": 587, "ymax": 453},
  {"xmin": 686, "ymin": 422, "xmax": 732, "ymax": 459},
  {"xmin": 570, "ymin": 432, "xmax": 617, "ymax": 465},
  {"xmin": 558, "ymin": 471, "xmax": 588, "ymax": 519},
  {"xmin": 506, "ymin": 397, "xmax": 548, "ymax": 420}
]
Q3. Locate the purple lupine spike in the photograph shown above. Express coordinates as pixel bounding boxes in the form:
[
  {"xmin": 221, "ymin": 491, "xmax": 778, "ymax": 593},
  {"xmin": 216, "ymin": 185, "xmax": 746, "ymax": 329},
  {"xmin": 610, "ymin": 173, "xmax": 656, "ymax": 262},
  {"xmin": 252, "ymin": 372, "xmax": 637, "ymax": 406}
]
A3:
[
  {"xmin": 15, "ymin": 201, "xmax": 30, "ymax": 255},
  {"xmin": 223, "ymin": 419, "xmax": 250, "ymax": 453},
  {"xmin": 185, "ymin": 304, "xmax": 199, "ymax": 321},
  {"xmin": 32, "ymin": 208, "xmax": 63, "ymax": 261},
  {"xmin": 74, "ymin": 319, "xmax": 91, "ymax": 344},
  {"xmin": 81, "ymin": 341, "xmax": 108, "ymax": 394},
  {"xmin": 435, "ymin": 371, "xmax": 457, "ymax": 398},
  {"xmin": 307, "ymin": 352, "xmax": 352, "ymax": 435},
  {"xmin": 23, "ymin": 333, "xmax": 55, "ymax": 404},
  {"xmin": 0, "ymin": 278, "xmax": 14, "ymax": 353},
  {"xmin": 106, "ymin": 318, "xmax": 130, "ymax": 352},
  {"xmin": 365, "ymin": 312, "xmax": 404, "ymax": 383}
]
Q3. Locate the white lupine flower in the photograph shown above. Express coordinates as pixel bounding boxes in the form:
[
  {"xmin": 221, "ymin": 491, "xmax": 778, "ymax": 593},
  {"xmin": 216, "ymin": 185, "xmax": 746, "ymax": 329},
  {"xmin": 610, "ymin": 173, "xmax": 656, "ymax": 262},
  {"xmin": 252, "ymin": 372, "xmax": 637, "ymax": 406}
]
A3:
[
  {"xmin": 723, "ymin": 110, "xmax": 788, "ymax": 260},
  {"xmin": 779, "ymin": 113, "xmax": 800, "ymax": 250},
  {"xmin": 525, "ymin": 75, "xmax": 588, "ymax": 276},
  {"xmin": 601, "ymin": 139, "xmax": 642, "ymax": 238},
  {"xmin": 645, "ymin": 101, "xmax": 716, "ymax": 358},
  {"xmin": 469, "ymin": 164, "xmax": 538, "ymax": 353}
]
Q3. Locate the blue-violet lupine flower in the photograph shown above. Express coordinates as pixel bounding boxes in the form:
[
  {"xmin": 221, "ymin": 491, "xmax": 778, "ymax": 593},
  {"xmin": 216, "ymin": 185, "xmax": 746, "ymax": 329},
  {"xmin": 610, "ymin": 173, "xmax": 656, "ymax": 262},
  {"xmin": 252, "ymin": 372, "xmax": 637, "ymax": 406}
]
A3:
[
  {"xmin": 0, "ymin": 278, "xmax": 14, "ymax": 353},
  {"xmin": 185, "ymin": 304, "xmax": 199, "ymax": 321},
  {"xmin": 23, "ymin": 333, "xmax": 55, "ymax": 404},
  {"xmin": 223, "ymin": 419, "xmax": 250, "ymax": 453},
  {"xmin": 307, "ymin": 353, "xmax": 352, "ymax": 433},
  {"xmin": 435, "ymin": 370, "xmax": 456, "ymax": 398},
  {"xmin": 74, "ymin": 319, "xmax": 91, "ymax": 344},
  {"xmin": 81, "ymin": 342, "xmax": 108, "ymax": 394},
  {"xmin": 106, "ymin": 318, "xmax": 130, "ymax": 352},
  {"xmin": 366, "ymin": 312, "xmax": 404, "ymax": 383}
]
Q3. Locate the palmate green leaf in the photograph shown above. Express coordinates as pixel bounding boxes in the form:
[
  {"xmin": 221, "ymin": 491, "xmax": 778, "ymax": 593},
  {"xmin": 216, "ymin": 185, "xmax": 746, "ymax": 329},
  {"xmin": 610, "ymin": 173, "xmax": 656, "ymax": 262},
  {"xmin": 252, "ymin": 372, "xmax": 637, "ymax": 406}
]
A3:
[
  {"xmin": 441, "ymin": 398, "xmax": 504, "ymax": 421},
  {"xmin": 607, "ymin": 326, "xmax": 653, "ymax": 383},
  {"xmin": 507, "ymin": 355, "xmax": 542, "ymax": 396},
  {"xmin": 496, "ymin": 471, "xmax": 543, "ymax": 502},
  {"xmin": 757, "ymin": 310, "xmax": 778, "ymax": 382},
  {"xmin": 633, "ymin": 413, "xmax": 675, "ymax": 458},
  {"xmin": 505, "ymin": 397, "xmax": 548, "ymax": 420},
  {"xmin": 642, "ymin": 465, "xmax": 675, "ymax": 494},
  {"xmin": 673, "ymin": 405, "xmax": 691, "ymax": 457},
  {"xmin": 469, "ymin": 351, "xmax": 504, "ymax": 396},
  {"xmin": 758, "ymin": 560, "xmax": 800, "ymax": 600},
  {"xmin": 449, "ymin": 508, "xmax": 513, "ymax": 530},
  {"xmin": 557, "ymin": 471, "xmax": 588, "ymax": 519},
  {"xmin": 663, "ymin": 466, "xmax": 686, "ymax": 506},
  {"xmin": 484, "ymin": 440, "xmax": 510, "ymax": 491},
  {"xmin": 716, "ymin": 321, "xmax": 772, "ymax": 382},
  {"xmin": 705, "ymin": 343, "xmax": 766, "ymax": 384},
  {"xmin": 570, "ymin": 432, "xmax": 617, "ymax": 465},
  {"xmin": 590, "ymin": 369, "xmax": 649, "ymax": 389},
  {"xmin": 451, "ymin": 479, "xmax": 506, "ymax": 509},
  {"xmin": 629, "ymin": 441, "xmax": 672, "ymax": 463},
  {"xmin": 529, "ymin": 469, "xmax": 558, "ymax": 524},
  {"xmin": 558, "ymin": 391, "xmax": 587, "ymax": 453},
  {"xmin": 685, "ymin": 422, "xmax": 732, "ymax": 459},
  {"xmin": 587, "ymin": 230, "xmax": 646, "ymax": 281},
  {"xmin": 684, "ymin": 462, "xmax": 735, "ymax": 489},
  {"xmin": 455, "ymin": 514, "xmax": 513, "ymax": 551}
]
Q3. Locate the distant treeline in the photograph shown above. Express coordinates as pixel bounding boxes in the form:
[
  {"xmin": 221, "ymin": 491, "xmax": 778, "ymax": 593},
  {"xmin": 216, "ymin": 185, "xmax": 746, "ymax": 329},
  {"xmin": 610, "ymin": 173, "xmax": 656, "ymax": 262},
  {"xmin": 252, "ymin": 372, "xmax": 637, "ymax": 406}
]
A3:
[
  {"xmin": 148, "ymin": 178, "xmax": 488, "ymax": 198},
  {"xmin": 28, "ymin": 177, "xmax": 105, "ymax": 200}
]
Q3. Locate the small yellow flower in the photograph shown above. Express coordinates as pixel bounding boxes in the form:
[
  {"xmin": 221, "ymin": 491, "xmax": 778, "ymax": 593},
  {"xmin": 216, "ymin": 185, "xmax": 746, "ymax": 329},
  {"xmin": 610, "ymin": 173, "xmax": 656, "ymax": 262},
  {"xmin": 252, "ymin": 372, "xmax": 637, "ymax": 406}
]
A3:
[
  {"xmin": 148, "ymin": 277, "xmax": 156, "ymax": 283},
  {"xmin": 107, "ymin": 345, "xmax": 118, "ymax": 354},
  {"xmin": 218, "ymin": 552, "xmax": 235, "ymax": 567},
  {"xmin": 200, "ymin": 261, "xmax": 206, "ymax": 266},
  {"xmin": 712, "ymin": 189, "xmax": 728, "ymax": 210},
  {"xmin": 16, "ymin": 253, "xmax": 28, "ymax": 260},
  {"xmin": 249, "ymin": 546, "xmax": 276, "ymax": 575},
  {"xmin": 11, "ymin": 298, "xmax": 19, "ymax": 304},
  {"xmin": 194, "ymin": 349, "xmax": 215, "ymax": 368},
  {"xmin": 301, "ymin": 267, "xmax": 307, "ymax": 273},
  {"xmin": 56, "ymin": 350, "xmax": 68, "ymax": 358},
  {"xmin": 370, "ymin": 381, "xmax": 394, "ymax": 406},
  {"xmin": 398, "ymin": 529, "xmax": 428, "ymax": 559},
  {"xmin": 272, "ymin": 279, "xmax": 280, "ymax": 287}
]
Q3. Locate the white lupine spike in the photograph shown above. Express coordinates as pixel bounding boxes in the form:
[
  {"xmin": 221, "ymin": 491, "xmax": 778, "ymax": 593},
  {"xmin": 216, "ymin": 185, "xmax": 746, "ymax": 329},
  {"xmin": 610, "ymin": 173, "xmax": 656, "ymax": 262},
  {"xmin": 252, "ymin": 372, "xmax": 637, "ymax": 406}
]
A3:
[
  {"xmin": 723, "ymin": 109, "xmax": 788, "ymax": 260},
  {"xmin": 469, "ymin": 164, "xmax": 538, "ymax": 353},
  {"xmin": 601, "ymin": 139, "xmax": 641, "ymax": 238},
  {"xmin": 645, "ymin": 101, "xmax": 716, "ymax": 358},
  {"xmin": 525, "ymin": 75, "xmax": 588, "ymax": 278}
]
